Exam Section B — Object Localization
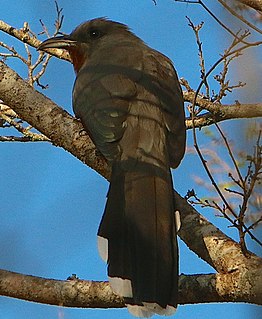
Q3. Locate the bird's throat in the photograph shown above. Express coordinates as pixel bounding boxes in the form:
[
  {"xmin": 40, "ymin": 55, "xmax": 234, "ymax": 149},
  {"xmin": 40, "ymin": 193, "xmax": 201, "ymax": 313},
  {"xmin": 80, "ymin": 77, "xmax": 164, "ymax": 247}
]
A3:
[{"xmin": 68, "ymin": 47, "xmax": 86, "ymax": 74}]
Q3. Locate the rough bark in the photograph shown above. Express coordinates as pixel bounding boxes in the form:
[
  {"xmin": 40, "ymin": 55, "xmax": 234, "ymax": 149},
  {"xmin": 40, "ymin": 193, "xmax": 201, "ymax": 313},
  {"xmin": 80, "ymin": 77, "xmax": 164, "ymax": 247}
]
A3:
[
  {"xmin": 0, "ymin": 258, "xmax": 261, "ymax": 308},
  {"xmin": 236, "ymin": 0, "xmax": 262, "ymax": 12},
  {"xmin": 0, "ymin": 62, "xmax": 109, "ymax": 179}
]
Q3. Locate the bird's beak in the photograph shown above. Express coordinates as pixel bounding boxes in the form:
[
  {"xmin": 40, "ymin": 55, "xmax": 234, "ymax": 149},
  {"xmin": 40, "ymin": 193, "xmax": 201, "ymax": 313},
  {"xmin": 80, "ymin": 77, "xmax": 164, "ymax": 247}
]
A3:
[{"xmin": 37, "ymin": 35, "xmax": 77, "ymax": 51}]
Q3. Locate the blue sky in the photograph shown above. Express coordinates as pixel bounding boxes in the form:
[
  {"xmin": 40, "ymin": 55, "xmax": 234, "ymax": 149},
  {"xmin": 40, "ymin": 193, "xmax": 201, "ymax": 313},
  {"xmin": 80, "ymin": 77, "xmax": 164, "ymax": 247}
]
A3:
[{"xmin": 1, "ymin": 1, "xmax": 261, "ymax": 319}]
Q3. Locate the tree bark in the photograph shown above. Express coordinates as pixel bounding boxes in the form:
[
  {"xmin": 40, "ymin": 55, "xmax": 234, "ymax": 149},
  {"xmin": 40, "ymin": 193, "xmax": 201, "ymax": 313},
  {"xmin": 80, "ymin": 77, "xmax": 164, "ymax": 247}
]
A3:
[
  {"xmin": 0, "ymin": 267, "xmax": 261, "ymax": 308},
  {"xmin": 0, "ymin": 62, "xmax": 109, "ymax": 178},
  {"xmin": 236, "ymin": 0, "xmax": 262, "ymax": 12}
]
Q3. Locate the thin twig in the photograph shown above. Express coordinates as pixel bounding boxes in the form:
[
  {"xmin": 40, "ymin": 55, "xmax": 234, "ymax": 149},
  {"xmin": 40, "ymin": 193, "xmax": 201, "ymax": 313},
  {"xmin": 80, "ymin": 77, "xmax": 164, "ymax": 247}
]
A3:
[
  {"xmin": 215, "ymin": 123, "xmax": 245, "ymax": 186},
  {"xmin": 0, "ymin": 111, "xmax": 49, "ymax": 141},
  {"xmin": 175, "ymin": 0, "xmax": 251, "ymax": 44},
  {"xmin": 186, "ymin": 17, "xmax": 210, "ymax": 97}
]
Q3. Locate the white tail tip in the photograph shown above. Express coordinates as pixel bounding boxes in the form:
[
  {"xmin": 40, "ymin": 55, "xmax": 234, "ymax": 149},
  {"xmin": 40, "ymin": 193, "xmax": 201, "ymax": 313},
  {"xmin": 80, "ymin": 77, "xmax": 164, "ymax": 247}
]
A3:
[
  {"xmin": 97, "ymin": 236, "xmax": 108, "ymax": 262},
  {"xmin": 175, "ymin": 210, "xmax": 181, "ymax": 232},
  {"xmin": 128, "ymin": 303, "xmax": 177, "ymax": 317},
  {"xmin": 109, "ymin": 276, "xmax": 133, "ymax": 298}
]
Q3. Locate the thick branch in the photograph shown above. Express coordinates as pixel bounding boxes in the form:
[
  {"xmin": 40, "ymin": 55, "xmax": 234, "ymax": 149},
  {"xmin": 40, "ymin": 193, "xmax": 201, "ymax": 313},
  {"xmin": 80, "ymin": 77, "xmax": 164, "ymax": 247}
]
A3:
[
  {"xmin": 0, "ymin": 269, "xmax": 261, "ymax": 307},
  {"xmin": 236, "ymin": 0, "xmax": 262, "ymax": 12},
  {"xmin": 175, "ymin": 192, "xmax": 262, "ymax": 270},
  {"xmin": 0, "ymin": 61, "xmax": 109, "ymax": 179}
]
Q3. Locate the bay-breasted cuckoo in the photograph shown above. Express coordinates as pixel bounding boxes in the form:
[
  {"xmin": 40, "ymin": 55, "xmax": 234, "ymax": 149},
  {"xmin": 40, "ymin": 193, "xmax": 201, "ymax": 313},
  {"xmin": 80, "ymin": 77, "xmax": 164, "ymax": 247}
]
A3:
[{"xmin": 38, "ymin": 18, "xmax": 186, "ymax": 317}]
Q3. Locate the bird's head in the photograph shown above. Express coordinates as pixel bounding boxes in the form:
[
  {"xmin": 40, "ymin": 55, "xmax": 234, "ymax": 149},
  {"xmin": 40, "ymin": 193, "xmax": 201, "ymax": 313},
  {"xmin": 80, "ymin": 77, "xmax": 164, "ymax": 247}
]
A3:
[{"xmin": 38, "ymin": 18, "xmax": 143, "ymax": 73}]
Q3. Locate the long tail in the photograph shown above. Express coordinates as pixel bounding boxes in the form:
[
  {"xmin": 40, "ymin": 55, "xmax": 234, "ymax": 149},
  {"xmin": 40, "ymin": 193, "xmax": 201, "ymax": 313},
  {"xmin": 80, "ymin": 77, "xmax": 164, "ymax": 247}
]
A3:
[{"xmin": 97, "ymin": 160, "xmax": 179, "ymax": 317}]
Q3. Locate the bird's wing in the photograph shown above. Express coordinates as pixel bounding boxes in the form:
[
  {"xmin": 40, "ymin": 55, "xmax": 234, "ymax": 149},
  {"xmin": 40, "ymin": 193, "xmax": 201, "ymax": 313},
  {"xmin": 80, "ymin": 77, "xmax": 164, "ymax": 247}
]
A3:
[
  {"xmin": 72, "ymin": 63, "xmax": 139, "ymax": 161},
  {"xmin": 139, "ymin": 49, "xmax": 186, "ymax": 168}
]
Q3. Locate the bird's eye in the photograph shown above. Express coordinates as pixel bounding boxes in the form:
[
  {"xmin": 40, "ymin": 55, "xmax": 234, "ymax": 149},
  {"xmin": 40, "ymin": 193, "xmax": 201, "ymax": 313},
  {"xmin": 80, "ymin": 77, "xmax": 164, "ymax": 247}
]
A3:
[{"xmin": 88, "ymin": 28, "xmax": 102, "ymax": 39}]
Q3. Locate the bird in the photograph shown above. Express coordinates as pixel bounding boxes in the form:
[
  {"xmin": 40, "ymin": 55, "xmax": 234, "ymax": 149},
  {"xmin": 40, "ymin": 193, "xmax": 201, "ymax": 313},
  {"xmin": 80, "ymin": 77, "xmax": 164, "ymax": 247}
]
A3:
[{"xmin": 38, "ymin": 17, "xmax": 186, "ymax": 317}]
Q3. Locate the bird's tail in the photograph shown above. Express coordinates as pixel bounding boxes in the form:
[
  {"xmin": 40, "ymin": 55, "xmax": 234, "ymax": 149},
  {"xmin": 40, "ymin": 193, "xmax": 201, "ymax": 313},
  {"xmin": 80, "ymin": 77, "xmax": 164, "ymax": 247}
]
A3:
[{"xmin": 97, "ymin": 159, "xmax": 179, "ymax": 317}]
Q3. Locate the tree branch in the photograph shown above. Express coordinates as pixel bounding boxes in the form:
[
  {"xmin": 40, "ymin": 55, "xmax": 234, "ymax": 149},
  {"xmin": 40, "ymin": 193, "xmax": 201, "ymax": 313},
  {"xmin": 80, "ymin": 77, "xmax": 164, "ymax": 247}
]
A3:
[
  {"xmin": 0, "ymin": 20, "xmax": 70, "ymax": 62},
  {"xmin": 236, "ymin": 0, "xmax": 262, "ymax": 12},
  {"xmin": 184, "ymin": 91, "xmax": 262, "ymax": 128},
  {"xmin": 0, "ymin": 135, "xmax": 49, "ymax": 142},
  {"xmin": 0, "ymin": 267, "xmax": 261, "ymax": 307},
  {"xmin": 0, "ymin": 61, "xmax": 109, "ymax": 179},
  {"xmin": 218, "ymin": 0, "xmax": 262, "ymax": 34},
  {"xmin": 175, "ymin": 191, "xmax": 262, "ymax": 268}
]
